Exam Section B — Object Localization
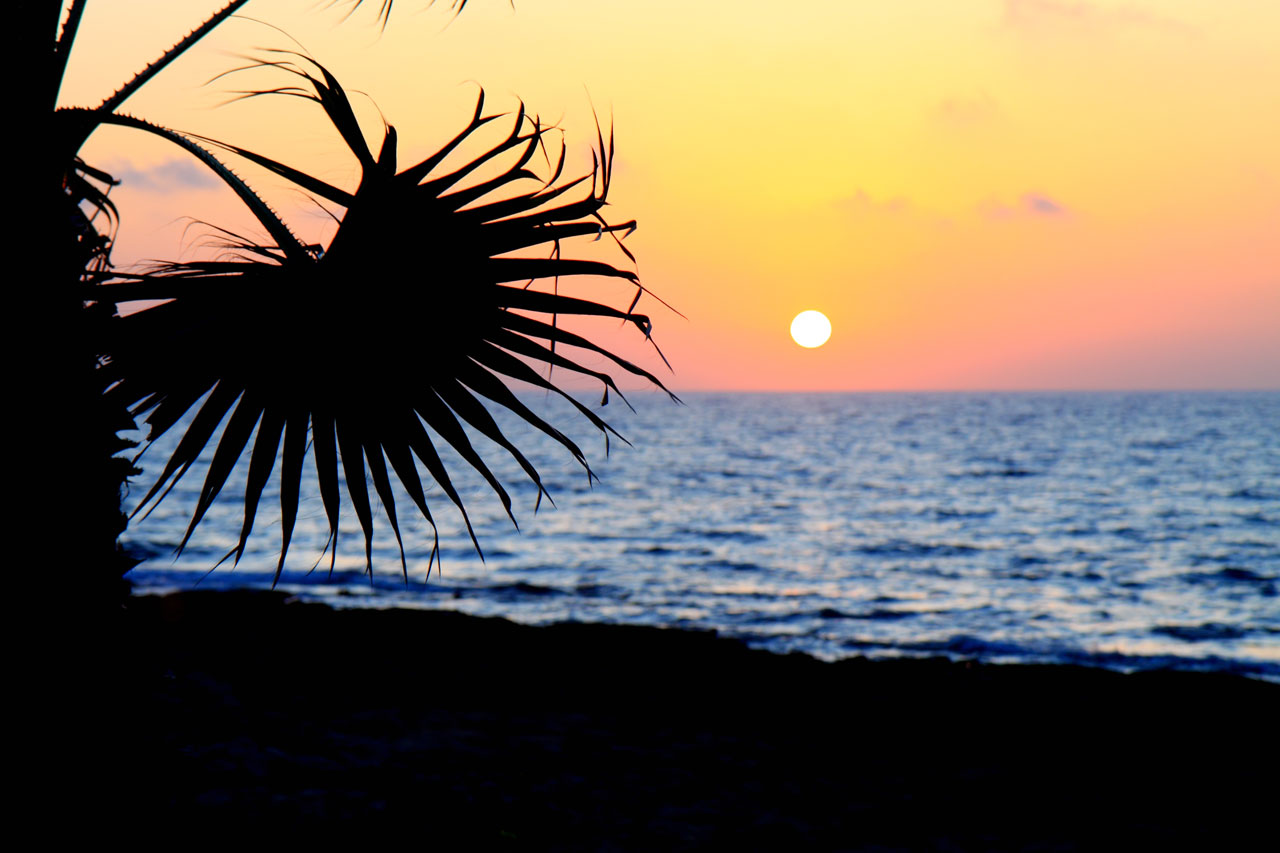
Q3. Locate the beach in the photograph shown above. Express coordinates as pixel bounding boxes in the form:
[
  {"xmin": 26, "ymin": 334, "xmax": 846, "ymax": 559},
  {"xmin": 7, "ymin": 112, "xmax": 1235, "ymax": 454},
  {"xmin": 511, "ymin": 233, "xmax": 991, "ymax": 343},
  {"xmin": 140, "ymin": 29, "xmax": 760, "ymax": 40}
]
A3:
[{"xmin": 52, "ymin": 589, "xmax": 1279, "ymax": 848}]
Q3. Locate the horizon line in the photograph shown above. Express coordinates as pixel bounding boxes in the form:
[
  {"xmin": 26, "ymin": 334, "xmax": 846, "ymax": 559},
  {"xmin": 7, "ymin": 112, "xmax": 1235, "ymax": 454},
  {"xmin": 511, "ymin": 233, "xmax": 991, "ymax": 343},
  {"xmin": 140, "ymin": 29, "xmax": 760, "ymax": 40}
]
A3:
[{"xmin": 607, "ymin": 386, "xmax": 1280, "ymax": 394}]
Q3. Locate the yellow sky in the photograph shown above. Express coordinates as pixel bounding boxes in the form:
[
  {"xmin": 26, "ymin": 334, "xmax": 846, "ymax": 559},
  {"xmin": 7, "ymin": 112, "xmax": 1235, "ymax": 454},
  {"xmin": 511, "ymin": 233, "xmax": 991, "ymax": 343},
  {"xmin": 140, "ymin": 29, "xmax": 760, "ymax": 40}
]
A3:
[{"xmin": 63, "ymin": 0, "xmax": 1279, "ymax": 390}]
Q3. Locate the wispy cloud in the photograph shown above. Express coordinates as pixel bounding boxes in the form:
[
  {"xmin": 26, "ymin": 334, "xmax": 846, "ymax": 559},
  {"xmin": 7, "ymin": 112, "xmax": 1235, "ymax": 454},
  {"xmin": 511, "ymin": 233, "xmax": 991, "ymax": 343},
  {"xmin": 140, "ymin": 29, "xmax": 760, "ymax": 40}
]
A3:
[
  {"xmin": 835, "ymin": 190, "xmax": 910, "ymax": 216},
  {"xmin": 981, "ymin": 192, "xmax": 1070, "ymax": 220},
  {"xmin": 933, "ymin": 92, "xmax": 1001, "ymax": 129},
  {"xmin": 109, "ymin": 158, "xmax": 221, "ymax": 193},
  {"xmin": 1002, "ymin": 0, "xmax": 1196, "ymax": 37}
]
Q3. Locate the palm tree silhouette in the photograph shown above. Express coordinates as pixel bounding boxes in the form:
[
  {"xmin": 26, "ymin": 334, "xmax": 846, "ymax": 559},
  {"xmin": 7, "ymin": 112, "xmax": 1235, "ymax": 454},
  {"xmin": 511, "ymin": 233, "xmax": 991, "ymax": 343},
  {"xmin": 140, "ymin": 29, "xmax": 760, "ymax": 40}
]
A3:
[{"xmin": 33, "ymin": 0, "xmax": 673, "ymax": 597}]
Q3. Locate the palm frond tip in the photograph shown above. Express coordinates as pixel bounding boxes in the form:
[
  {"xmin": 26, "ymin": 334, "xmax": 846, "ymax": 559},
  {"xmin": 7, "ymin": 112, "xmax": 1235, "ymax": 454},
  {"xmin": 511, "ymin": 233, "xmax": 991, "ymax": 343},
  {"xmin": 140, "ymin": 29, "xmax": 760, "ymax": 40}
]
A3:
[
  {"xmin": 336, "ymin": 1, "xmax": 477, "ymax": 28},
  {"xmin": 99, "ymin": 58, "xmax": 675, "ymax": 582}
]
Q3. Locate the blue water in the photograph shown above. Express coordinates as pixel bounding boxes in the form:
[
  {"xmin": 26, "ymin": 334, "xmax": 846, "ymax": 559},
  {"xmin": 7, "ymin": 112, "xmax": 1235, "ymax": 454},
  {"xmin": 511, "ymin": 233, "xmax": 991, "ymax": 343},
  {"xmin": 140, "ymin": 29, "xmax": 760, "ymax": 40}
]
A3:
[{"xmin": 123, "ymin": 392, "xmax": 1280, "ymax": 679}]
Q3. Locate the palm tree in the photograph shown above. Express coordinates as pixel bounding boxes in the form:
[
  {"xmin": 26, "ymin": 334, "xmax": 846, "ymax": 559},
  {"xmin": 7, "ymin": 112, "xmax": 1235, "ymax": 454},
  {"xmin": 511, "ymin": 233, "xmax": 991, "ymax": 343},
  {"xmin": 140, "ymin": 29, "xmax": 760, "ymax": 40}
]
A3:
[{"xmin": 29, "ymin": 0, "xmax": 673, "ymax": 602}]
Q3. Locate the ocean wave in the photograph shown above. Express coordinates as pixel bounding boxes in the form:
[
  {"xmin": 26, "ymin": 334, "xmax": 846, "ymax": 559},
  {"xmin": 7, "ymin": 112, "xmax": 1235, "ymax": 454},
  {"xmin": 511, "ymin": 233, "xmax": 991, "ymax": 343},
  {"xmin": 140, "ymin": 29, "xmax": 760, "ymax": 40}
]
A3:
[
  {"xmin": 841, "ymin": 634, "xmax": 1280, "ymax": 681},
  {"xmin": 818, "ymin": 607, "xmax": 916, "ymax": 621},
  {"xmin": 1183, "ymin": 567, "xmax": 1277, "ymax": 585},
  {"xmin": 473, "ymin": 581, "xmax": 567, "ymax": 598},
  {"xmin": 852, "ymin": 541, "xmax": 982, "ymax": 557},
  {"xmin": 950, "ymin": 466, "xmax": 1038, "ymax": 478},
  {"xmin": 1153, "ymin": 623, "xmax": 1250, "ymax": 642}
]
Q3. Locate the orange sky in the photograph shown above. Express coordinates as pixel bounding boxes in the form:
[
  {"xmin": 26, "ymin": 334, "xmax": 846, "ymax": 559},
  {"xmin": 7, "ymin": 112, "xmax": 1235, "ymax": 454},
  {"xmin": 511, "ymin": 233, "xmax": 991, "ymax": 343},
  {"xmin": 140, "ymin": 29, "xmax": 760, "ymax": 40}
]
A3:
[{"xmin": 63, "ymin": 0, "xmax": 1279, "ymax": 391}]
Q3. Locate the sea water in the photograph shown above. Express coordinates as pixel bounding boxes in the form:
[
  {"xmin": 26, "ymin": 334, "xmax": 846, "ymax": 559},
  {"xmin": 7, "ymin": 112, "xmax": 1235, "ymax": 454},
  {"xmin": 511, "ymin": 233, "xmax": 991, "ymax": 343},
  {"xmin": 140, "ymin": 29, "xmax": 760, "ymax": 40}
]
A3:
[{"xmin": 123, "ymin": 391, "xmax": 1280, "ymax": 679}]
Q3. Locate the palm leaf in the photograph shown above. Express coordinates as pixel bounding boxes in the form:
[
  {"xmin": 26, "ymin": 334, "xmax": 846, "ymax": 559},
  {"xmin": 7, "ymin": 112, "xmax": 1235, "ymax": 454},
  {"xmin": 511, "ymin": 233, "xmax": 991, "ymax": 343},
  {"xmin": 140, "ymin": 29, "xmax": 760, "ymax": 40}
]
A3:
[
  {"xmin": 339, "ymin": 1, "xmax": 475, "ymax": 28},
  {"xmin": 98, "ymin": 56, "xmax": 676, "ymax": 581},
  {"xmin": 96, "ymin": 1, "xmax": 252, "ymax": 114}
]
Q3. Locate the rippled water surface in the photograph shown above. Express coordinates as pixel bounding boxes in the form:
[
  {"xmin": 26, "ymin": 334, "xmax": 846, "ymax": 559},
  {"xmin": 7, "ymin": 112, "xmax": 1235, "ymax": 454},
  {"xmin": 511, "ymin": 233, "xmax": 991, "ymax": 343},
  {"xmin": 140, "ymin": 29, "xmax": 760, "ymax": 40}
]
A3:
[{"xmin": 125, "ymin": 392, "xmax": 1280, "ymax": 678}]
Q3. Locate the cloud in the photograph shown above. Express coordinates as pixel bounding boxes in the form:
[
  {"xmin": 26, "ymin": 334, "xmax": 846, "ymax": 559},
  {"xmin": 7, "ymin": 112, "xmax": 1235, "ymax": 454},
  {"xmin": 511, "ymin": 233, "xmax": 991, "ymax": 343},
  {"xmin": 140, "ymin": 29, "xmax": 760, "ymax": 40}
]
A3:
[
  {"xmin": 835, "ymin": 190, "xmax": 910, "ymax": 217},
  {"xmin": 933, "ymin": 92, "xmax": 1000, "ymax": 129},
  {"xmin": 1004, "ymin": 0, "xmax": 1097, "ymax": 28},
  {"xmin": 1002, "ymin": 0, "xmax": 1196, "ymax": 37},
  {"xmin": 109, "ymin": 158, "xmax": 221, "ymax": 193},
  {"xmin": 981, "ymin": 192, "xmax": 1070, "ymax": 220},
  {"xmin": 1023, "ymin": 192, "xmax": 1066, "ymax": 215}
]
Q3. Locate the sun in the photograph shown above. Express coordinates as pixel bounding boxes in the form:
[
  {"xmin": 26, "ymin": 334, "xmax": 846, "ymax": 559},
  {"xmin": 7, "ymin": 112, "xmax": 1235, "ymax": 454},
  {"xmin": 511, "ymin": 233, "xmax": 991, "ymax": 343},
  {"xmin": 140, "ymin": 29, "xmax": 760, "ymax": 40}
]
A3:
[{"xmin": 790, "ymin": 310, "xmax": 832, "ymax": 348}]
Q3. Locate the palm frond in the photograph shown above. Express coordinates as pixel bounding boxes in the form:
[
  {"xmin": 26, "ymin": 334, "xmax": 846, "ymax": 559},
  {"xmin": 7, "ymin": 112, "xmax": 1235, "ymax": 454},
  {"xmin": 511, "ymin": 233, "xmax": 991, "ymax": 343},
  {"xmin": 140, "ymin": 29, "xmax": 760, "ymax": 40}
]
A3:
[
  {"xmin": 89, "ymin": 110, "xmax": 313, "ymax": 263},
  {"xmin": 98, "ymin": 57, "xmax": 675, "ymax": 582},
  {"xmin": 96, "ymin": 1, "xmax": 252, "ymax": 114},
  {"xmin": 52, "ymin": 1, "xmax": 89, "ymax": 107},
  {"xmin": 64, "ymin": 156, "xmax": 119, "ymax": 273},
  {"xmin": 337, "ymin": 1, "xmax": 478, "ymax": 29}
]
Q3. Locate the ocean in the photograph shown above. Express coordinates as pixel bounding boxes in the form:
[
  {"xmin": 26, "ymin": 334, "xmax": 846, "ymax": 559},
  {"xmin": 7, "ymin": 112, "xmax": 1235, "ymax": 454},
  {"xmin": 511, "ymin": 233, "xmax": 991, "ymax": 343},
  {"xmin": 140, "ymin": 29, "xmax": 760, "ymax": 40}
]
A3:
[{"xmin": 123, "ymin": 391, "xmax": 1280, "ymax": 679}]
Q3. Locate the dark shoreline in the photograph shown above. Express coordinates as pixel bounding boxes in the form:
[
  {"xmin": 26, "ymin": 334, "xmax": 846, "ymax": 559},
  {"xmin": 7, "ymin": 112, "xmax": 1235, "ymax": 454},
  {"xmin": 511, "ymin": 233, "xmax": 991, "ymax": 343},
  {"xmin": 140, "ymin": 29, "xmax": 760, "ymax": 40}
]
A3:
[{"xmin": 61, "ymin": 589, "xmax": 1280, "ymax": 847}]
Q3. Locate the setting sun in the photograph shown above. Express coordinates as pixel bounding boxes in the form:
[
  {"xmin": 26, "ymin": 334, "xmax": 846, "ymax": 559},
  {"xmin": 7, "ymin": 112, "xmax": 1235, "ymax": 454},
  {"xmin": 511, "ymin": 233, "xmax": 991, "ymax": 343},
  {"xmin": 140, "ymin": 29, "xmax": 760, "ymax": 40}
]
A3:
[{"xmin": 791, "ymin": 310, "xmax": 832, "ymax": 348}]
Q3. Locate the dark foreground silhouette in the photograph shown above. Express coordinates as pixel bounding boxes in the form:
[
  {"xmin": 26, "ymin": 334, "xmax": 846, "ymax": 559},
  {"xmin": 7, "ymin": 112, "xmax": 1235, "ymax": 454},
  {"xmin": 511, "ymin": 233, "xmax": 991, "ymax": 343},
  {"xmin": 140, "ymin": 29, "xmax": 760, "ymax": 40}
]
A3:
[{"xmin": 49, "ymin": 590, "xmax": 1277, "ymax": 848}]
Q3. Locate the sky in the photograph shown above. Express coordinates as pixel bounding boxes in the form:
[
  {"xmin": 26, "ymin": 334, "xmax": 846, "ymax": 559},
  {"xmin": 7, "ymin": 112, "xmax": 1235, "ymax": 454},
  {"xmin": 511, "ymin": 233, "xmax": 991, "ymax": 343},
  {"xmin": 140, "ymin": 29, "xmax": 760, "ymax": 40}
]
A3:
[{"xmin": 62, "ymin": 0, "xmax": 1279, "ymax": 391}]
